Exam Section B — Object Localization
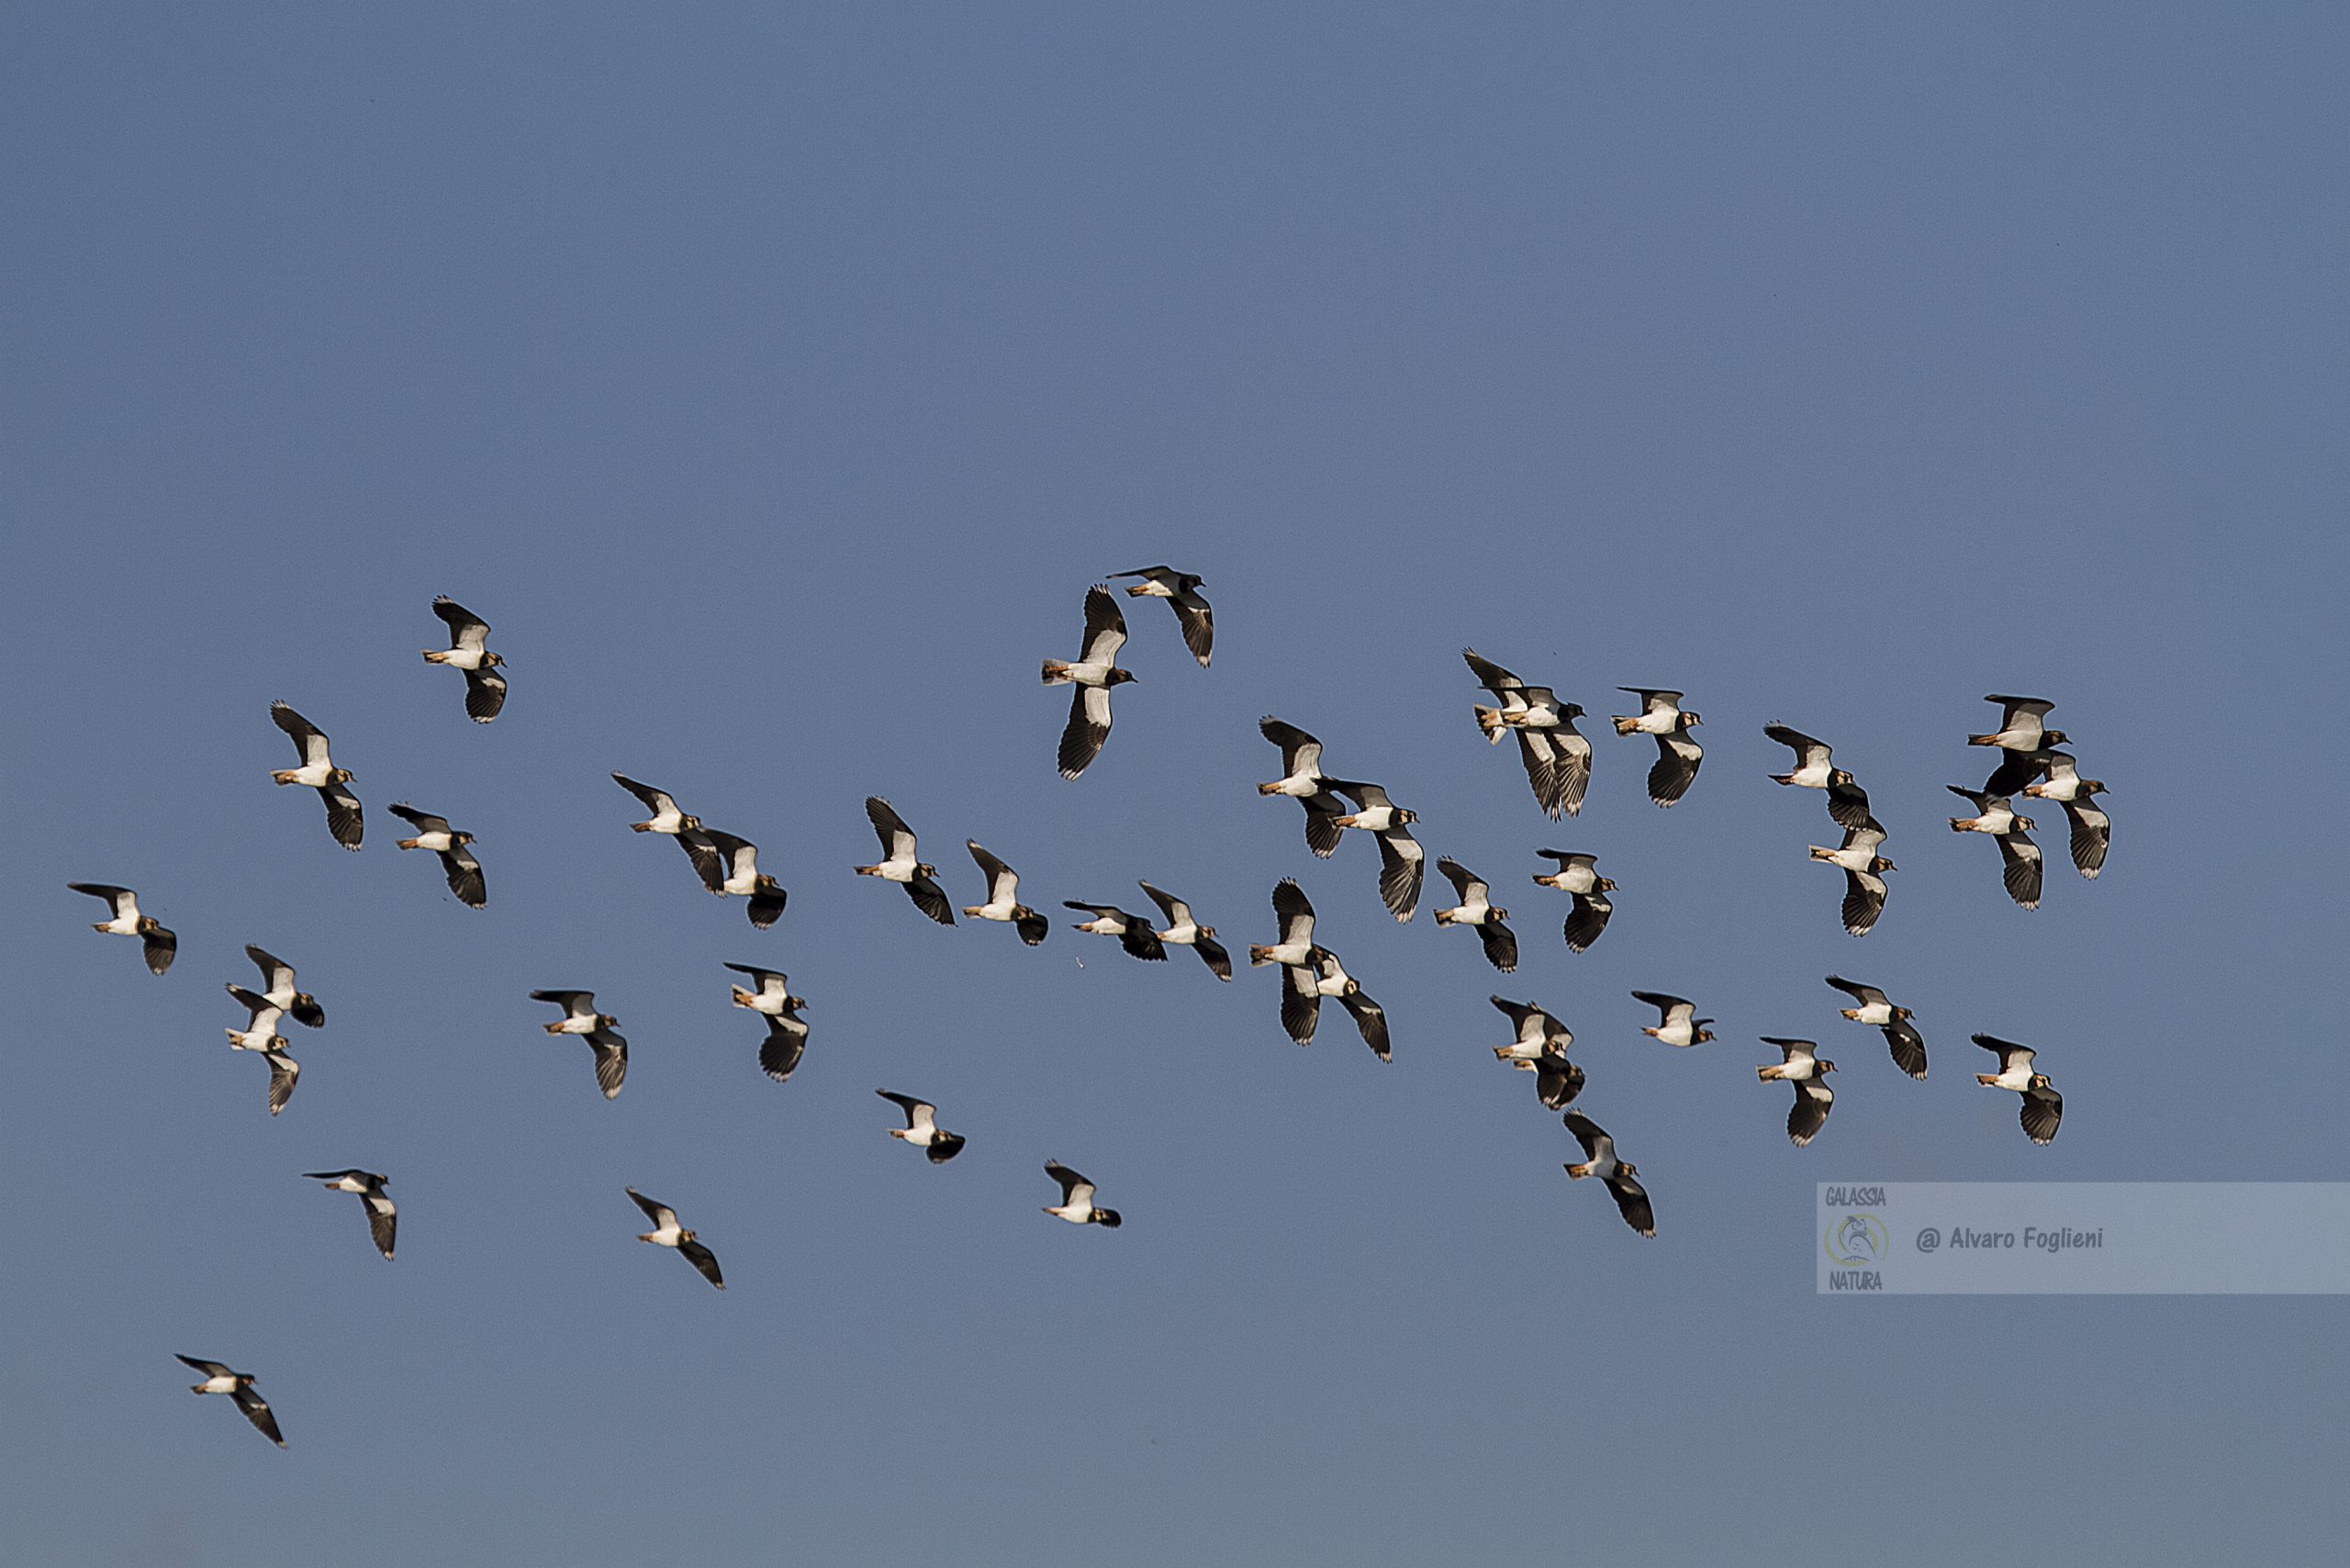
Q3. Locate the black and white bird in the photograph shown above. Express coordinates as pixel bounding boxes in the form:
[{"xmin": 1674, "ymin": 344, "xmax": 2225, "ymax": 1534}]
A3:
[
  {"xmin": 1612, "ymin": 688, "xmax": 1698, "ymax": 735},
  {"xmin": 1825, "ymin": 976, "xmax": 1927, "ymax": 1080},
  {"xmin": 175, "ymin": 1357, "xmax": 285, "ymax": 1448},
  {"xmin": 1561, "ymin": 1111, "xmax": 1655, "ymax": 1238},
  {"xmin": 1433, "ymin": 858, "xmax": 1517, "ymax": 972},
  {"xmin": 1063, "ymin": 902, "xmax": 1167, "ymax": 961},
  {"xmin": 699, "ymin": 830, "xmax": 787, "ymax": 929},
  {"xmin": 610, "ymin": 774, "xmax": 724, "ymax": 887},
  {"xmin": 1974, "ymin": 1035, "xmax": 2063, "ymax": 1144},
  {"xmin": 302, "ymin": 1170, "xmax": 396, "ymax": 1260},
  {"xmin": 1808, "ymin": 820, "xmax": 1895, "ymax": 936},
  {"xmin": 68, "ymin": 883, "xmax": 176, "ymax": 974},
  {"xmin": 223, "ymin": 985, "xmax": 287, "ymax": 1055},
  {"xmin": 421, "ymin": 596, "xmax": 507, "ymax": 722},
  {"xmin": 963, "ymin": 841, "xmax": 1049, "ymax": 945},
  {"xmin": 1255, "ymin": 718, "xmax": 1346, "ymax": 857},
  {"xmin": 1308, "ymin": 946, "xmax": 1391, "ymax": 1062},
  {"xmin": 259, "ymin": 1049, "xmax": 301, "ymax": 1116},
  {"xmin": 1531, "ymin": 850, "xmax": 1615, "ymax": 953},
  {"xmin": 878, "ymin": 1091, "xmax": 966, "ymax": 1163},
  {"xmin": 1490, "ymin": 995, "xmax": 1572, "ymax": 1066},
  {"xmin": 1109, "ymin": 566, "xmax": 1213, "ymax": 666},
  {"xmin": 1825, "ymin": 768, "xmax": 1875, "ymax": 834},
  {"xmin": 267, "ymin": 700, "xmax": 363, "ymax": 850},
  {"xmin": 756, "ymin": 1006, "xmax": 811, "ymax": 1084},
  {"xmin": 2054, "ymin": 791, "xmax": 2110, "ymax": 880},
  {"xmin": 530, "ymin": 990, "xmax": 628, "ymax": 1100},
  {"xmin": 1138, "ymin": 881, "xmax": 1231, "ymax": 979},
  {"xmin": 244, "ymin": 946, "xmax": 324, "ymax": 1028},
  {"xmin": 1326, "ymin": 778, "xmax": 1425, "ymax": 921},
  {"xmin": 387, "ymin": 803, "xmax": 487, "ymax": 908},
  {"xmin": 1642, "ymin": 711, "xmax": 1705, "ymax": 808},
  {"xmin": 1462, "ymin": 649, "xmax": 1590, "ymax": 818},
  {"xmin": 722, "ymin": 965, "xmax": 811, "ymax": 1082},
  {"xmin": 1762, "ymin": 722, "xmax": 1837, "ymax": 790},
  {"xmin": 1041, "ymin": 585, "xmax": 1137, "ymax": 778},
  {"xmin": 1757, "ymin": 1038, "xmax": 1837, "ymax": 1147},
  {"xmin": 1248, "ymin": 878, "xmax": 1317, "ymax": 970},
  {"xmin": 1631, "ymin": 991, "xmax": 1715, "ymax": 1048},
  {"xmin": 856, "ymin": 798, "xmax": 954, "ymax": 924},
  {"xmin": 1949, "ymin": 790, "xmax": 2044, "ymax": 910},
  {"xmin": 626, "ymin": 1188, "xmax": 724, "ymax": 1288},
  {"xmin": 1530, "ymin": 1049, "xmax": 1588, "ymax": 1112},
  {"xmin": 1969, "ymin": 695, "xmax": 2066, "ymax": 754},
  {"xmin": 1042, "ymin": 1161, "xmax": 1122, "ymax": 1227}
]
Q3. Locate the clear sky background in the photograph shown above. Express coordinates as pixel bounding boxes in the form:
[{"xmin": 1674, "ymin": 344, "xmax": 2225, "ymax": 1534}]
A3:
[{"xmin": 6, "ymin": 5, "xmax": 2345, "ymax": 1564}]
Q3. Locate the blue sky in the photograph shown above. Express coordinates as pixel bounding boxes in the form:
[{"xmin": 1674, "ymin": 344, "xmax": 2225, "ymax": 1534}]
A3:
[{"xmin": 6, "ymin": 5, "xmax": 2345, "ymax": 1564}]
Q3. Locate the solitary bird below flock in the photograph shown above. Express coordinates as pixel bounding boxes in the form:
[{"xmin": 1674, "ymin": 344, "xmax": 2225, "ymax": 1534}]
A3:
[
  {"xmin": 268, "ymin": 701, "xmax": 363, "ymax": 850},
  {"xmin": 1562, "ymin": 1111, "xmax": 1655, "ymax": 1237},
  {"xmin": 1109, "ymin": 566, "xmax": 1214, "ymax": 666},
  {"xmin": 1974, "ymin": 1035, "xmax": 2063, "ymax": 1144},
  {"xmin": 626, "ymin": 1188, "xmax": 724, "ymax": 1288},
  {"xmin": 68, "ymin": 883, "xmax": 176, "ymax": 974},
  {"xmin": 175, "ymin": 1357, "xmax": 285, "ymax": 1448},
  {"xmin": 1042, "ymin": 585, "xmax": 1136, "ymax": 779},
  {"xmin": 420, "ymin": 596, "xmax": 507, "ymax": 722}
]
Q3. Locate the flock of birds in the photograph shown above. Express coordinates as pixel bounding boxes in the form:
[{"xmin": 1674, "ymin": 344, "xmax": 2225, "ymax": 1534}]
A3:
[{"xmin": 70, "ymin": 577, "xmax": 2115, "ymax": 1449}]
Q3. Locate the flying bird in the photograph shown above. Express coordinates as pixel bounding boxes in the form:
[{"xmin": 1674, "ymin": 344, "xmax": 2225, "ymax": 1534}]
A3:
[
  {"xmin": 1109, "ymin": 566, "xmax": 1214, "ymax": 666},
  {"xmin": 610, "ymin": 774, "xmax": 723, "ymax": 887},
  {"xmin": 626, "ymin": 1188, "xmax": 724, "ymax": 1288},
  {"xmin": 1042, "ymin": 1161, "xmax": 1122, "ymax": 1227},
  {"xmin": 421, "ymin": 596, "xmax": 507, "ymax": 722},
  {"xmin": 67, "ymin": 883, "xmax": 175, "ymax": 974},
  {"xmin": 1825, "ymin": 976, "xmax": 1927, "ymax": 1080},
  {"xmin": 1248, "ymin": 878, "xmax": 1317, "ymax": 971},
  {"xmin": 1949, "ymin": 795, "xmax": 2044, "ymax": 910},
  {"xmin": 1825, "ymin": 769, "xmax": 1876, "ymax": 834},
  {"xmin": 1975, "ymin": 1035, "xmax": 2063, "ymax": 1144},
  {"xmin": 2055, "ymin": 793, "xmax": 2110, "ymax": 879},
  {"xmin": 302, "ymin": 1170, "xmax": 396, "ymax": 1260},
  {"xmin": 244, "ymin": 946, "xmax": 324, "ymax": 1027},
  {"xmin": 1531, "ymin": 850, "xmax": 1615, "ymax": 953},
  {"xmin": 856, "ymin": 799, "xmax": 954, "ymax": 924},
  {"xmin": 174, "ymin": 1357, "xmax": 285, "ymax": 1448},
  {"xmin": 1041, "ymin": 585, "xmax": 1137, "ymax": 778},
  {"xmin": 1490, "ymin": 995, "xmax": 1572, "ymax": 1065},
  {"xmin": 1611, "ymin": 688, "xmax": 1698, "ymax": 736},
  {"xmin": 258, "ymin": 1049, "xmax": 301, "ymax": 1116},
  {"xmin": 1969, "ymin": 695, "xmax": 2066, "ymax": 753},
  {"xmin": 1642, "ymin": 712, "xmax": 1705, "ymax": 807},
  {"xmin": 722, "ymin": 965, "xmax": 810, "ymax": 1081},
  {"xmin": 1461, "ymin": 649, "xmax": 1590, "ymax": 817},
  {"xmin": 1255, "ymin": 718, "xmax": 1346, "ymax": 857},
  {"xmin": 1138, "ymin": 881, "xmax": 1231, "ymax": 979},
  {"xmin": 1325, "ymin": 778, "xmax": 1424, "ymax": 921},
  {"xmin": 699, "ymin": 829, "xmax": 787, "ymax": 928},
  {"xmin": 1631, "ymin": 991, "xmax": 1715, "ymax": 1048},
  {"xmin": 1561, "ymin": 1112, "xmax": 1654, "ymax": 1237},
  {"xmin": 223, "ymin": 985, "xmax": 287, "ymax": 1054},
  {"xmin": 878, "ymin": 1091, "xmax": 966, "ymax": 1163},
  {"xmin": 268, "ymin": 701, "xmax": 363, "ymax": 850},
  {"xmin": 1306, "ymin": 946, "xmax": 1391, "ymax": 1061},
  {"xmin": 1530, "ymin": 1049, "xmax": 1587, "ymax": 1111},
  {"xmin": 387, "ymin": 803, "xmax": 486, "ymax": 908},
  {"xmin": 530, "ymin": 990, "xmax": 628, "ymax": 1099},
  {"xmin": 1809, "ymin": 821, "xmax": 1895, "ymax": 936},
  {"xmin": 1757, "ymin": 1038, "xmax": 1836, "ymax": 1147},
  {"xmin": 964, "ymin": 841, "xmax": 1049, "ymax": 945},
  {"xmin": 1434, "ymin": 858, "xmax": 1517, "ymax": 972},
  {"xmin": 1763, "ymin": 722, "xmax": 1837, "ymax": 790},
  {"xmin": 1063, "ymin": 902, "xmax": 1168, "ymax": 961}
]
